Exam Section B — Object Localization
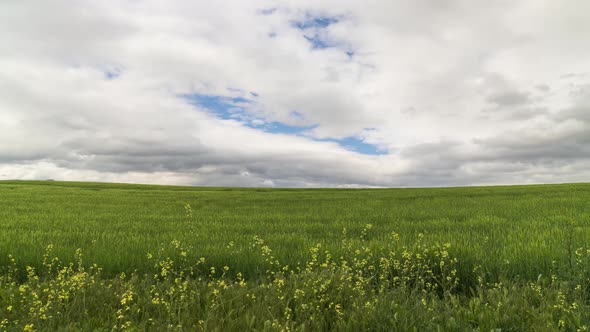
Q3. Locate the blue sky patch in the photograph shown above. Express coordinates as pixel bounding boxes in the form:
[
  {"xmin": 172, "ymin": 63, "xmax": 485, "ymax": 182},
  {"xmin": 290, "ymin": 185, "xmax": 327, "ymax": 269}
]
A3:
[
  {"xmin": 184, "ymin": 94, "xmax": 312, "ymax": 134},
  {"xmin": 292, "ymin": 15, "xmax": 341, "ymax": 49},
  {"xmin": 184, "ymin": 94, "xmax": 249, "ymax": 120},
  {"xmin": 317, "ymin": 136, "xmax": 385, "ymax": 155},
  {"xmin": 104, "ymin": 69, "xmax": 121, "ymax": 80},
  {"xmin": 293, "ymin": 16, "xmax": 339, "ymax": 30},
  {"xmin": 184, "ymin": 93, "xmax": 384, "ymax": 155},
  {"xmin": 304, "ymin": 35, "xmax": 332, "ymax": 49}
]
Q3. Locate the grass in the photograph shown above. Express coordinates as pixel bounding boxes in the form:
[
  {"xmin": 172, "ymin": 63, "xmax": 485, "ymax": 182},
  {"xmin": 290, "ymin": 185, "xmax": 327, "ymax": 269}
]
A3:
[
  {"xmin": 1, "ymin": 180, "xmax": 588, "ymax": 279},
  {"xmin": 1, "ymin": 180, "xmax": 590, "ymax": 330}
]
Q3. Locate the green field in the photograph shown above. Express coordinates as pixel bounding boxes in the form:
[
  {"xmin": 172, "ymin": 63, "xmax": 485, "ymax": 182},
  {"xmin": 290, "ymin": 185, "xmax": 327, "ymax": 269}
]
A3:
[{"xmin": 1, "ymin": 180, "xmax": 590, "ymax": 330}]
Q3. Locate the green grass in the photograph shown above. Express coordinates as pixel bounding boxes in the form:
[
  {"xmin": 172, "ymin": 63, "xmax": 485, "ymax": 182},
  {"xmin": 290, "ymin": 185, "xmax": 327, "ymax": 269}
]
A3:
[
  {"xmin": 2, "ymin": 180, "xmax": 590, "ymax": 330},
  {"xmin": 1, "ymin": 180, "xmax": 588, "ymax": 279}
]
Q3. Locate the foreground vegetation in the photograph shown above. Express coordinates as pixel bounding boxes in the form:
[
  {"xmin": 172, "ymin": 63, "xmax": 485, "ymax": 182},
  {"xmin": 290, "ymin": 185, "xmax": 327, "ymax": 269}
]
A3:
[{"xmin": 1, "ymin": 180, "xmax": 590, "ymax": 330}]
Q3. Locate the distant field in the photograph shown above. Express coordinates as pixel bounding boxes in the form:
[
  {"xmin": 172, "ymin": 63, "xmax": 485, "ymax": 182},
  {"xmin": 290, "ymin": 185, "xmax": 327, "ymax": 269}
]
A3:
[
  {"xmin": 1, "ymin": 180, "xmax": 589, "ymax": 279},
  {"xmin": 2, "ymin": 180, "xmax": 590, "ymax": 330}
]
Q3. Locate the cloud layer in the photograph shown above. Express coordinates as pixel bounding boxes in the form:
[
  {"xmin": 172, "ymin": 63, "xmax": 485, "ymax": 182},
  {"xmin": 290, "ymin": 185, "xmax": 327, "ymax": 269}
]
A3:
[{"xmin": 1, "ymin": 0, "xmax": 589, "ymax": 187}]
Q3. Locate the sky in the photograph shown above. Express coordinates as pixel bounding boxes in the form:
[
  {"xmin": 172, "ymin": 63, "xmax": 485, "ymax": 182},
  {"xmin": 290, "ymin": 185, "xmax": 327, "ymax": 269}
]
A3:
[{"xmin": 1, "ymin": 0, "xmax": 590, "ymax": 187}]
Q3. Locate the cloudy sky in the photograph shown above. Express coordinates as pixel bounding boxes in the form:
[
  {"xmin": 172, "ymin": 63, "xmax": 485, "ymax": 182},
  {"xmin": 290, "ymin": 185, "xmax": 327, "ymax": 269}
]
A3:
[{"xmin": 1, "ymin": 1, "xmax": 589, "ymax": 187}]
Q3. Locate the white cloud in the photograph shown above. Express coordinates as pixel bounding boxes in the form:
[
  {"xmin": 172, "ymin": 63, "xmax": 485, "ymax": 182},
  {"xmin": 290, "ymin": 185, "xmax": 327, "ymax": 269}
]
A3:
[{"xmin": 1, "ymin": 0, "xmax": 590, "ymax": 187}]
